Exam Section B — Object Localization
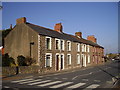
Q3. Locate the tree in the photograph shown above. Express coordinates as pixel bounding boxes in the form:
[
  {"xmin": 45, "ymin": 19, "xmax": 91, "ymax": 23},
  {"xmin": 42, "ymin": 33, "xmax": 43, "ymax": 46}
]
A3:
[
  {"xmin": 2, "ymin": 53, "xmax": 16, "ymax": 66},
  {"xmin": 2, "ymin": 29, "xmax": 12, "ymax": 47}
]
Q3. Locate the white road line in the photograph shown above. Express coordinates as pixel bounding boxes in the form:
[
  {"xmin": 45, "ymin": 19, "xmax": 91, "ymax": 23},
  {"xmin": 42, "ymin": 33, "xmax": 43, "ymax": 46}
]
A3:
[
  {"xmin": 50, "ymin": 82, "xmax": 73, "ymax": 88},
  {"xmin": 66, "ymin": 82, "xmax": 86, "ymax": 89},
  {"xmin": 4, "ymin": 86, "xmax": 10, "ymax": 88},
  {"xmin": 82, "ymin": 79, "xmax": 88, "ymax": 81},
  {"xmin": 85, "ymin": 84, "xmax": 99, "ymax": 89},
  {"xmin": 94, "ymin": 80, "xmax": 101, "ymax": 82},
  {"xmin": 37, "ymin": 81, "xmax": 62, "ymax": 87},
  {"xmin": 62, "ymin": 78, "xmax": 67, "ymax": 80},
  {"xmin": 27, "ymin": 80, "xmax": 51, "ymax": 85},
  {"xmin": 19, "ymin": 79, "xmax": 42, "ymax": 84},
  {"xmin": 11, "ymin": 79, "xmax": 33, "ymax": 83},
  {"xmin": 72, "ymin": 76, "xmax": 78, "ymax": 80}
]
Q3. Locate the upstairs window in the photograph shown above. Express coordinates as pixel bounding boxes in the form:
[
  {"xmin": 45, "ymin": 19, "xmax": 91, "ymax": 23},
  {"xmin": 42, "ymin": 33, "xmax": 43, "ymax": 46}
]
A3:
[
  {"xmin": 87, "ymin": 45, "xmax": 90, "ymax": 52},
  {"xmin": 55, "ymin": 39, "xmax": 60, "ymax": 50},
  {"xmin": 61, "ymin": 40, "xmax": 64, "ymax": 50},
  {"xmin": 67, "ymin": 41, "xmax": 71, "ymax": 51},
  {"xmin": 77, "ymin": 43, "xmax": 80, "ymax": 52},
  {"xmin": 45, "ymin": 53, "xmax": 52, "ymax": 67},
  {"xmin": 46, "ymin": 37, "xmax": 51, "ymax": 50},
  {"xmin": 67, "ymin": 54, "xmax": 71, "ymax": 65}
]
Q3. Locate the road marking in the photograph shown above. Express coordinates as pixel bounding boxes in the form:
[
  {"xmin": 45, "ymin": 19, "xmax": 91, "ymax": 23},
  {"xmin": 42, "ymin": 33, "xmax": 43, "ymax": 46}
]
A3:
[
  {"xmin": 50, "ymin": 82, "xmax": 73, "ymax": 88},
  {"xmin": 66, "ymin": 82, "xmax": 86, "ymax": 89},
  {"xmin": 85, "ymin": 84, "xmax": 99, "ymax": 89},
  {"xmin": 19, "ymin": 79, "xmax": 42, "ymax": 84},
  {"xmin": 39, "ymin": 76, "xmax": 43, "ymax": 78},
  {"xmin": 54, "ymin": 77, "xmax": 58, "ymax": 79},
  {"xmin": 11, "ymin": 78, "xmax": 33, "ymax": 83},
  {"xmin": 82, "ymin": 79, "xmax": 88, "ymax": 81},
  {"xmin": 25, "ymin": 76, "xmax": 33, "ymax": 78},
  {"xmin": 37, "ymin": 81, "xmax": 62, "ymax": 87},
  {"xmin": 72, "ymin": 76, "xmax": 78, "ymax": 80},
  {"xmin": 62, "ymin": 78, "xmax": 67, "ymax": 80},
  {"xmin": 94, "ymin": 80, "xmax": 101, "ymax": 82},
  {"xmin": 27, "ymin": 80, "xmax": 51, "ymax": 85},
  {"xmin": 4, "ymin": 86, "xmax": 10, "ymax": 88}
]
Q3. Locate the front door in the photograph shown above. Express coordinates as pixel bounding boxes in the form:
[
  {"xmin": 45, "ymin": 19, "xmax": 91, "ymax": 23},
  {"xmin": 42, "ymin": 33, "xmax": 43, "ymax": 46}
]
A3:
[
  {"xmin": 61, "ymin": 55, "xmax": 63, "ymax": 70},
  {"xmin": 56, "ymin": 55, "xmax": 59, "ymax": 70}
]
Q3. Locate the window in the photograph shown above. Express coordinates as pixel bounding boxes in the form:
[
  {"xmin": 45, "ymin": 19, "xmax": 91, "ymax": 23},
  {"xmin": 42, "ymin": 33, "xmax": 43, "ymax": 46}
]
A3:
[
  {"xmin": 67, "ymin": 54, "xmax": 71, "ymax": 65},
  {"xmin": 77, "ymin": 43, "xmax": 80, "ymax": 52},
  {"xmin": 46, "ymin": 37, "xmax": 51, "ymax": 50},
  {"xmin": 82, "ymin": 44, "xmax": 84, "ymax": 52},
  {"xmin": 87, "ymin": 45, "xmax": 90, "ymax": 52},
  {"xmin": 67, "ymin": 41, "xmax": 71, "ymax": 51},
  {"xmin": 84, "ymin": 44, "xmax": 86, "ymax": 52},
  {"xmin": 55, "ymin": 39, "xmax": 60, "ymax": 50},
  {"xmin": 77, "ymin": 54, "xmax": 80, "ymax": 64},
  {"xmin": 88, "ymin": 55, "xmax": 90, "ymax": 63},
  {"xmin": 45, "ymin": 53, "xmax": 52, "ymax": 67},
  {"xmin": 61, "ymin": 40, "xmax": 64, "ymax": 50}
]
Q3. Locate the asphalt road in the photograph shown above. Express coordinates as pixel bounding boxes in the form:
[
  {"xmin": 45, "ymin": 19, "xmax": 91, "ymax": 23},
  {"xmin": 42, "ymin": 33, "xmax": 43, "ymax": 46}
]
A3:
[{"xmin": 2, "ymin": 60, "xmax": 120, "ymax": 89}]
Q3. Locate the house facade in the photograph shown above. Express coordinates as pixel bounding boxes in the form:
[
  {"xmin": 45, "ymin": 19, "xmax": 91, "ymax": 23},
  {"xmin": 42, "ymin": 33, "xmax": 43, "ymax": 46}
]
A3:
[{"xmin": 4, "ymin": 17, "xmax": 104, "ymax": 72}]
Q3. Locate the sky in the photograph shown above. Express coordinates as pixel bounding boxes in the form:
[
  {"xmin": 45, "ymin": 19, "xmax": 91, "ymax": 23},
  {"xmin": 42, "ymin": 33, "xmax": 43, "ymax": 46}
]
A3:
[{"xmin": 2, "ymin": 2, "xmax": 118, "ymax": 54}]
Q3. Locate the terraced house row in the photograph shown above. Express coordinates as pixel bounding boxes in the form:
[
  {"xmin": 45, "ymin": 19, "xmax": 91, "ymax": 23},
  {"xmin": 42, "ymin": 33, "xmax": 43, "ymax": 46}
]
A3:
[{"xmin": 4, "ymin": 17, "xmax": 104, "ymax": 72}]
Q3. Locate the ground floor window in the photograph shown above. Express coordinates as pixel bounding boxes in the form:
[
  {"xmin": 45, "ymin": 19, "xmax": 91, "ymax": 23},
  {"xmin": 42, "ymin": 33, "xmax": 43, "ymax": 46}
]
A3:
[
  {"xmin": 45, "ymin": 53, "xmax": 52, "ymax": 67},
  {"xmin": 67, "ymin": 54, "xmax": 71, "ymax": 65},
  {"xmin": 77, "ymin": 54, "xmax": 80, "ymax": 64}
]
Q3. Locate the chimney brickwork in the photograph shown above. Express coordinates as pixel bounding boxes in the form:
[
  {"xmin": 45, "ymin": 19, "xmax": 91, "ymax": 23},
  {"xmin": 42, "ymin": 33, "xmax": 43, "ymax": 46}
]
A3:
[
  {"xmin": 16, "ymin": 17, "xmax": 26, "ymax": 24},
  {"xmin": 54, "ymin": 23, "xmax": 63, "ymax": 32},
  {"xmin": 87, "ymin": 35, "xmax": 97, "ymax": 43},
  {"xmin": 75, "ymin": 32, "xmax": 82, "ymax": 38}
]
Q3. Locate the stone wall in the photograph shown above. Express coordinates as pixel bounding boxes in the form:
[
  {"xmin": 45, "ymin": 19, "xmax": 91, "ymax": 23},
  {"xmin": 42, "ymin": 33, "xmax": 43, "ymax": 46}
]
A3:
[{"xmin": 2, "ymin": 66, "xmax": 40, "ymax": 77}]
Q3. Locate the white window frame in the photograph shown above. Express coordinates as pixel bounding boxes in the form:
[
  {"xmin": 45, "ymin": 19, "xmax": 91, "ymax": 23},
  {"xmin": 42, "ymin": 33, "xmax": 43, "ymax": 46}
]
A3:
[
  {"xmin": 60, "ymin": 53, "xmax": 64, "ymax": 70},
  {"xmin": 46, "ymin": 36, "xmax": 52, "ymax": 50},
  {"xmin": 67, "ymin": 41, "xmax": 71, "ymax": 51},
  {"xmin": 60, "ymin": 40, "xmax": 65, "ymax": 51},
  {"xmin": 88, "ymin": 54, "xmax": 90, "ymax": 63},
  {"xmin": 45, "ymin": 53, "xmax": 52, "ymax": 67},
  {"xmin": 55, "ymin": 38, "xmax": 60, "ymax": 50},
  {"xmin": 77, "ymin": 54, "xmax": 80, "ymax": 64},
  {"xmin": 67, "ymin": 54, "xmax": 71, "ymax": 65},
  {"xmin": 84, "ymin": 44, "xmax": 86, "ymax": 52},
  {"xmin": 87, "ymin": 45, "xmax": 90, "ymax": 52},
  {"xmin": 38, "ymin": 35, "xmax": 40, "ymax": 65},
  {"xmin": 77, "ymin": 43, "xmax": 80, "ymax": 52},
  {"xmin": 82, "ymin": 44, "xmax": 84, "ymax": 52}
]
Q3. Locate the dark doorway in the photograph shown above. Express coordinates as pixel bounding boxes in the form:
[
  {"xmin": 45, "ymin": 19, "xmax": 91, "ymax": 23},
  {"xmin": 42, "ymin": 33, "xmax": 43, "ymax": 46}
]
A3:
[
  {"xmin": 61, "ymin": 55, "xmax": 63, "ymax": 70},
  {"xmin": 56, "ymin": 55, "xmax": 59, "ymax": 70}
]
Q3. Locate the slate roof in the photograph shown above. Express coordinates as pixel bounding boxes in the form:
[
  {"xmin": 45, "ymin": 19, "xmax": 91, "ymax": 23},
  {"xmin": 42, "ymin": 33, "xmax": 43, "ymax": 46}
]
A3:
[{"xmin": 26, "ymin": 22, "xmax": 104, "ymax": 48}]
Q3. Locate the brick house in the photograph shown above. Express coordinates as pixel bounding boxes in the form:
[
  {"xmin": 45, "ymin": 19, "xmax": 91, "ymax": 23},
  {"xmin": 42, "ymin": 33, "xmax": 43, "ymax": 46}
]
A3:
[{"xmin": 4, "ymin": 17, "xmax": 104, "ymax": 72}]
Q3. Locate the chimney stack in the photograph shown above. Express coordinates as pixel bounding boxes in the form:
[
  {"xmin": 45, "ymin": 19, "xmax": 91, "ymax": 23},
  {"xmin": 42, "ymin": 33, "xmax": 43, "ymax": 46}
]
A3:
[
  {"xmin": 10, "ymin": 24, "xmax": 12, "ymax": 30},
  {"xmin": 16, "ymin": 17, "xmax": 26, "ymax": 24},
  {"xmin": 54, "ymin": 23, "xmax": 63, "ymax": 33},
  {"xmin": 87, "ymin": 35, "xmax": 97, "ymax": 43},
  {"xmin": 75, "ymin": 32, "xmax": 82, "ymax": 38}
]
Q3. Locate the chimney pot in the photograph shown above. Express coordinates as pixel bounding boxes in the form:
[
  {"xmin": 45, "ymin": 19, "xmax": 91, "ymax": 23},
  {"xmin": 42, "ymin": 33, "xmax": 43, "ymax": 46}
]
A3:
[
  {"xmin": 16, "ymin": 17, "xmax": 26, "ymax": 24},
  {"xmin": 54, "ymin": 23, "xmax": 63, "ymax": 32},
  {"xmin": 10, "ymin": 24, "xmax": 12, "ymax": 30},
  {"xmin": 75, "ymin": 32, "xmax": 82, "ymax": 38}
]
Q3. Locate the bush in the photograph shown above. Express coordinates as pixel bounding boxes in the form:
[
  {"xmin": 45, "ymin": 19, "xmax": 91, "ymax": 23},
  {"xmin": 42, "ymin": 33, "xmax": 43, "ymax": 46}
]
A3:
[
  {"xmin": 2, "ymin": 53, "xmax": 16, "ymax": 66},
  {"xmin": 17, "ymin": 55, "xmax": 27, "ymax": 66},
  {"xmin": 17, "ymin": 55, "xmax": 36, "ymax": 66}
]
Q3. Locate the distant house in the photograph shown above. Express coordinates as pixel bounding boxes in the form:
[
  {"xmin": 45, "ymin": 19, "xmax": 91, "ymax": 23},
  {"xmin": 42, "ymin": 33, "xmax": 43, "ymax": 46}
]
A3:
[{"xmin": 4, "ymin": 17, "xmax": 104, "ymax": 71}]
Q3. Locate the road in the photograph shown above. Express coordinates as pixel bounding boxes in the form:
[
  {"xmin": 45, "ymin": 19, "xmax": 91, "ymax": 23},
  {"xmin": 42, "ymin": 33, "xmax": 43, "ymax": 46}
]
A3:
[{"xmin": 2, "ymin": 60, "xmax": 120, "ymax": 89}]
